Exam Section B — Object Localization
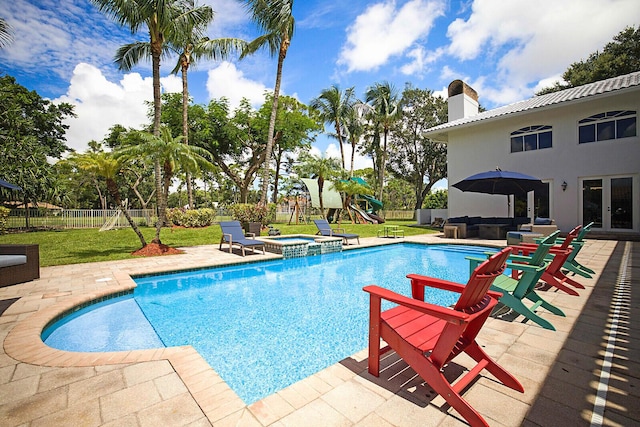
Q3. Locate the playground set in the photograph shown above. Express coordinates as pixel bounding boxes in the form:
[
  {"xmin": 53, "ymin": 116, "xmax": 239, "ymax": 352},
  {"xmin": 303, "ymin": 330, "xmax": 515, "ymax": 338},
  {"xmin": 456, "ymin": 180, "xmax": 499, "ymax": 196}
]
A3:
[{"xmin": 298, "ymin": 177, "xmax": 384, "ymax": 224}]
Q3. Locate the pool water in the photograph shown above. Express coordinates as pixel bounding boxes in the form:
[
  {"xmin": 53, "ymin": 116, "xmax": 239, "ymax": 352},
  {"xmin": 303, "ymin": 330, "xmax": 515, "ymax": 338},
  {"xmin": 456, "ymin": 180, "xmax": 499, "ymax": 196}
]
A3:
[{"xmin": 44, "ymin": 243, "xmax": 496, "ymax": 404}]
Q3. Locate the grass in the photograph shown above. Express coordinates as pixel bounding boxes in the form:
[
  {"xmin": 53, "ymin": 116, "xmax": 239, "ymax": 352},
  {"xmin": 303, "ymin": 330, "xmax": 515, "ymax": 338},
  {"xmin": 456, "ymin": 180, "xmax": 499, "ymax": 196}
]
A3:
[{"xmin": 0, "ymin": 220, "xmax": 438, "ymax": 267}]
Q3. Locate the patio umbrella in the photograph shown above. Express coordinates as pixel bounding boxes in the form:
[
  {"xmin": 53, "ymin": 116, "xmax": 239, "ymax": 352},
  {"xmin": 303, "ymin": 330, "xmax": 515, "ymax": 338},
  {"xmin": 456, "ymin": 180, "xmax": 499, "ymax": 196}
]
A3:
[
  {"xmin": 453, "ymin": 169, "xmax": 545, "ymax": 215},
  {"xmin": 0, "ymin": 179, "xmax": 22, "ymax": 191}
]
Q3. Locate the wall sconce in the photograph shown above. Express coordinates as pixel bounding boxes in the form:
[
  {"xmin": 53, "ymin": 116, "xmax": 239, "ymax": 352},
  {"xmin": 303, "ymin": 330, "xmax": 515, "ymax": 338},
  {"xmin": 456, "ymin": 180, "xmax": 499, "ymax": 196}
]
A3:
[{"xmin": 561, "ymin": 181, "xmax": 567, "ymax": 192}]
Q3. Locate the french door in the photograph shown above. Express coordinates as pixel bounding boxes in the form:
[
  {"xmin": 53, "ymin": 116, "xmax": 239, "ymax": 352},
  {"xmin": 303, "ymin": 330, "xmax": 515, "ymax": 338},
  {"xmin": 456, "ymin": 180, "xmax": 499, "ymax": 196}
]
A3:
[{"xmin": 581, "ymin": 176, "xmax": 636, "ymax": 231}]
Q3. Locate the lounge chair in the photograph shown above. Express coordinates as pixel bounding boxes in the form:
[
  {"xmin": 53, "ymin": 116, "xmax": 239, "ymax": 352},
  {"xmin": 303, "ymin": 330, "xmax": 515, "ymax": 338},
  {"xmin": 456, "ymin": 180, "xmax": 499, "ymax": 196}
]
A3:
[
  {"xmin": 468, "ymin": 231, "xmax": 565, "ymax": 330},
  {"xmin": 364, "ymin": 247, "xmax": 523, "ymax": 427},
  {"xmin": 218, "ymin": 221, "xmax": 265, "ymax": 256},
  {"xmin": 313, "ymin": 219, "xmax": 360, "ymax": 245}
]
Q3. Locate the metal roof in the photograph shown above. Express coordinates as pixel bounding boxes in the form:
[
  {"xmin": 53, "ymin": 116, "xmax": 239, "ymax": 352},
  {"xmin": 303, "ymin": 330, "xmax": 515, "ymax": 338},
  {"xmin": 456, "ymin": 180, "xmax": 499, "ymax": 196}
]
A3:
[{"xmin": 424, "ymin": 71, "xmax": 640, "ymax": 139}]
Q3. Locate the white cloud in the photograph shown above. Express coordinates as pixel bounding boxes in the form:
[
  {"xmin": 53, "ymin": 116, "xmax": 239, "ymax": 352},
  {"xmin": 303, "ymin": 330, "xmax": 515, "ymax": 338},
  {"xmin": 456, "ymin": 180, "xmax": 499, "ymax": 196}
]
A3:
[
  {"xmin": 314, "ymin": 143, "xmax": 372, "ymax": 172},
  {"xmin": 338, "ymin": 0, "xmax": 446, "ymax": 72},
  {"xmin": 160, "ymin": 75, "xmax": 183, "ymax": 94},
  {"xmin": 206, "ymin": 61, "xmax": 268, "ymax": 109},
  {"xmin": 446, "ymin": 0, "xmax": 640, "ymax": 106},
  {"xmin": 0, "ymin": 1, "xmax": 131, "ymax": 83},
  {"xmin": 53, "ymin": 63, "xmax": 182, "ymax": 152}
]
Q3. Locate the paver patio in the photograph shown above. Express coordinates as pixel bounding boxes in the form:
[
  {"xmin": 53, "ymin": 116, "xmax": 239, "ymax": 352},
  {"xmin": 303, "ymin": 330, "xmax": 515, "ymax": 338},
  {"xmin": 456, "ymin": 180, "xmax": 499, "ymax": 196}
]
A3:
[{"xmin": 0, "ymin": 234, "xmax": 636, "ymax": 426}]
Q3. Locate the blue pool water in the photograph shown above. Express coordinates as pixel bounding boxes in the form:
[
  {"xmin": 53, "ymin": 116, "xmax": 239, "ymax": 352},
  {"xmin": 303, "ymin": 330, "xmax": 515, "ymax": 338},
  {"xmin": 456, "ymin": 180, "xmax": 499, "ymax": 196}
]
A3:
[{"xmin": 44, "ymin": 243, "xmax": 496, "ymax": 404}]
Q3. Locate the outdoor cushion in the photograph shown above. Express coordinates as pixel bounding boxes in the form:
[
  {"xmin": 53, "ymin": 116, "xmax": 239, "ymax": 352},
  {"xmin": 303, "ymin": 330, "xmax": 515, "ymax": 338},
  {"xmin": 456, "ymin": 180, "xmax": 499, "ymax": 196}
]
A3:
[
  {"xmin": 0, "ymin": 255, "xmax": 27, "ymax": 268},
  {"xmin": 534, "ymin": 217, "xmax": 553, "ymax": 225}
]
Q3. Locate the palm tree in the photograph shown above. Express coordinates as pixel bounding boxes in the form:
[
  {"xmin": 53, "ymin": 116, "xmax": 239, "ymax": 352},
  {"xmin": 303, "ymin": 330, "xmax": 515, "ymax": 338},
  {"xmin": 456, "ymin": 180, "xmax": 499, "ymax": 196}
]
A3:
[
  {"xmin": 344, "ymin": 101, "xmax": 371, "ymax": 177},
  {"xmin": 296, "ymin": 152, "xmax": 341, "ymax": 219},
  {"xmin": 115, "ymin": 127, "xmax": 215, "ymax": 213},
  {"xmin": 70, "ymin": 151, "xmax": 148, "ymax": 248},
  {"xmin": 365, "ymin": 81, "xmax": 401, "ymax": 200},
  {"xmin": 91, "ymin": 0, "xmax": 213, "ymax": 244},
  {"xmin": 309, "ymin": 85, "xmax": 355, "ymax": 170},
  {"xmin": 0, "ymin": 18, "xmax": 14, "ymax": 48},
  {"xmin": 169, "ymin": 25, "xmax": 245, "ymax": 209},
  {"xmin": 239, "ymin": 0, "xmax": 295, "ymax": 206}
]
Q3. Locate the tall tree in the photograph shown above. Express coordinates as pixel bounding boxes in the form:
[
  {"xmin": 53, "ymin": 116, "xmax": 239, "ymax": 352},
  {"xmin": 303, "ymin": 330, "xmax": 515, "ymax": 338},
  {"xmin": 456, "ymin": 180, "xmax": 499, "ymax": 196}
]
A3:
[
  {"xmin": 364, "ymin": 81, "xmax": 401, "ymax": 200},
  {"xmin": 538, "ymin": 25, "xmax": 640, "ymax": 95},
  {"xmin": 387, "ymin": 85, "xmax": 448, "ymax": 211},
  {"xmin": 91, "ymin": 0, "xmax": 213, "ymax": 244},
  {"xmin": 0, "ymin": 76, "xmax": 74, "ymax": 225},
  {"xmin": 69, "ymin": 151, "xmax": 148, "ymax": 248},
  {"xmin": 309, "ymin": 85, "xmax": 355, "ymax": 170},
  {"xmin": 344, "ymin": 101, "xmax": 370, "ymax": 177},
  {"xmin": 191, "ymin": 98, "xmax": 266, "ymax": 203},
  {"xmin": 257, "ymin": 94, "xmax": 321, "ymax": 203},
  {"xmin": 169, "ymin": 18, "xmax": 245, "ymax": 208},
  {"xmin": 115, "ymin": 127, "xmax": 215, "ymax": 213},
  {"xmin": 239, "ymin": 0, "xmax": 295, "ymax": 205}
]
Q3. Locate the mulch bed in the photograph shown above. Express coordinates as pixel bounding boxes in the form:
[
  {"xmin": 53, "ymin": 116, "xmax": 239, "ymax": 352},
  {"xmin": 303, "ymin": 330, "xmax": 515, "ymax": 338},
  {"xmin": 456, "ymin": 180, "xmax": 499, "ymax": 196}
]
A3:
[{"xmin": 131, "ymin": 243, "xmax": 184, "ymax": 257}]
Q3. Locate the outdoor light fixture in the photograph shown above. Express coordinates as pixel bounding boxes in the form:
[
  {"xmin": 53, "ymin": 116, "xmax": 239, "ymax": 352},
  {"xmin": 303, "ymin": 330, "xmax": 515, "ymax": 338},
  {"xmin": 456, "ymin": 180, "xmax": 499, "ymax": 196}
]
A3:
[{"xmin": 562, "ymin": 181, "xmax": 568, "ymax": 191}]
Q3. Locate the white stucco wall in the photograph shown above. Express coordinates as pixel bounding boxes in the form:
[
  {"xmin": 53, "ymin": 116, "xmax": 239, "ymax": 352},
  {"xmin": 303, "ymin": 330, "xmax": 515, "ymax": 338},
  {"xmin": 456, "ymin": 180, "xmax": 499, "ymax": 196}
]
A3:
[{"xmin": 446, "ymin": 89, "xmax": 640, "ymax": 233}]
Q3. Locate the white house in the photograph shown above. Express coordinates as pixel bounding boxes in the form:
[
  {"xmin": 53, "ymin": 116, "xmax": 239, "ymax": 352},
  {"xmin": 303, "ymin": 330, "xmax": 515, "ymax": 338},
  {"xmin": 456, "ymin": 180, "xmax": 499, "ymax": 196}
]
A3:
[{"xmin": 424, "ymin": 72, "xmax": 640, "ymax": 237}]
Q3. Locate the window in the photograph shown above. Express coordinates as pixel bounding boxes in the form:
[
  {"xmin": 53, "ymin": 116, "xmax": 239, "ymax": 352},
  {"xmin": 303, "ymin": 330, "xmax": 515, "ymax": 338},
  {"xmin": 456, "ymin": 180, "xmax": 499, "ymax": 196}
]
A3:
[
  {"xmin": 510, "ymin": 125, "xmax": 552, "ymax": 153},
  {"xmin": 578, "ymin": 110, "xmax": 637, "ymax": 144}
]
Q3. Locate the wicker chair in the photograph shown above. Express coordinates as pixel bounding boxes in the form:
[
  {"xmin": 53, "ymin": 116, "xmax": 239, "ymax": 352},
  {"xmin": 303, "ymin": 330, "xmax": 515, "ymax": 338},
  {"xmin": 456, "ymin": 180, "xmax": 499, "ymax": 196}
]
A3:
[{"xmin": 0, "ymin": 245, "xmax": 40, "ymax": 287}]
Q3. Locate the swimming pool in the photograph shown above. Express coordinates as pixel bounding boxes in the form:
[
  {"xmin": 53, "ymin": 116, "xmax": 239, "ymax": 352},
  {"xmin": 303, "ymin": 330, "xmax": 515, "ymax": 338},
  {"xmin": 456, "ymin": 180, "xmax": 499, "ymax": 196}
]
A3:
[{"xmin": 44, "ymin": 243, "xmax": 496, "ymax": 404}]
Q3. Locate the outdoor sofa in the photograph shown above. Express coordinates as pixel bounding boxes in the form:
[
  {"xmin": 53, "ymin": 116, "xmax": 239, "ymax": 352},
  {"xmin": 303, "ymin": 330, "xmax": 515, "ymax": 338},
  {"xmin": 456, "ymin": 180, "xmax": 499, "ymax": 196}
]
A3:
[
  {"xmin": 0, "ymin": 244, "xmax": 40, "ymax": 287},
  {"xmin": 507, "ymin": 217, "xmax": 558, "ymax": 245},
  {"xmin": 445, "ymin": 216, "xmax": 530, "ymax": 238}
]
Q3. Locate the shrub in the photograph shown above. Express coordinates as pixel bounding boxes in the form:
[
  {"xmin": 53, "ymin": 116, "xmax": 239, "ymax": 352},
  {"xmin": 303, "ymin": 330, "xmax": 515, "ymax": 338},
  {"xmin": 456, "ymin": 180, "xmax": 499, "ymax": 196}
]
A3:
[
  {"xmin": 0, "ymin": 206, "xmax": 8, "ymax": 234},
  {"xmin": 166, "ymin": 208, "xmax": 216, "ymax": 228},
  {"xmin": 228, "ymin": 203, "xmax": 276, "ymax": 226}
]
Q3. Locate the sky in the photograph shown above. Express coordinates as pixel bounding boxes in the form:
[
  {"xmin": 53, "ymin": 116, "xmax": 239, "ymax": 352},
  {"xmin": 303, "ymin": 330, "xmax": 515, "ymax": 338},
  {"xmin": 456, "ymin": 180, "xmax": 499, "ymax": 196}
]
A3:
[{"xmin": 1, "ymin": 0, "xmax": 639, "ymax": 175}]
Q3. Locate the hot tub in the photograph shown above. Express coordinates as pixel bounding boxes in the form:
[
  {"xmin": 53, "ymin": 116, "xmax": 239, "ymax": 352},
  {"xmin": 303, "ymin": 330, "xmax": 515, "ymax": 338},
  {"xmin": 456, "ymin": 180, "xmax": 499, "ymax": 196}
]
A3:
[{"xmin": 257, "ymin": 234, "xmax": 343, "ymax": 258}]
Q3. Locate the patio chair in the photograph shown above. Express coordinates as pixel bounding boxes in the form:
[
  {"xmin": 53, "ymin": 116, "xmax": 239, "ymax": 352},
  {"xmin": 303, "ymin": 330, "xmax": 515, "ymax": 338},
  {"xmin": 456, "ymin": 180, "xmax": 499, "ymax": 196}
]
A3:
[
  {"xmin": 558, "ymin": 222, "xmax": 595, "ymax": 278},
  {"xmin": 313, "ymin": 219, "xmax": 360, "ymax": 245},
  {"xmin": 467, "ymin": 231, "xmax": 565, "ymax": 330},
  {"xmin": 511, "ymin": 225, "xmax": 584, "ymax": 296},
  {"xmin": 218, "ymin": 221, "xmax": 265, "ymax": 257},
  {"xmin": 364, "ymin": 247, "xmax": 523, "ymax": 427}
]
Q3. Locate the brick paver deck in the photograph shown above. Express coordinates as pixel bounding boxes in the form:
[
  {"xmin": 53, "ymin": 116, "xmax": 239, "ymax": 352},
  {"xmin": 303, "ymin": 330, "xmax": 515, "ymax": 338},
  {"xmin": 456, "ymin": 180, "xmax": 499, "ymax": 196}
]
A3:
[{"xmin": 0, "ymin": 234, "xmax": 637, "ymax": 426}]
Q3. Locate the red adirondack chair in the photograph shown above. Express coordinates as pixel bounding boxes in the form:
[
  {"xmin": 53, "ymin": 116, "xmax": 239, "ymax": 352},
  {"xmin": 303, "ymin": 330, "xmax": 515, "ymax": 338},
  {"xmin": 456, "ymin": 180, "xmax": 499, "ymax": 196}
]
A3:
[
  {"xmin": 511, "ymin": 225, "xmax": 585, "ymax": 296},
  {"xmin": 363, "ymin": 247, "xmax": 523, "ymax": 427}
]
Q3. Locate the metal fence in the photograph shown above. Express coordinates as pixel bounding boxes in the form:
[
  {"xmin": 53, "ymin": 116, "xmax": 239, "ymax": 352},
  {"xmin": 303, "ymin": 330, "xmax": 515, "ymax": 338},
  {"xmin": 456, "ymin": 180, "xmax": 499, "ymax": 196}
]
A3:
[{"xmin": 6, "ymin": 207, "xmax": 415, "ymax": 229}]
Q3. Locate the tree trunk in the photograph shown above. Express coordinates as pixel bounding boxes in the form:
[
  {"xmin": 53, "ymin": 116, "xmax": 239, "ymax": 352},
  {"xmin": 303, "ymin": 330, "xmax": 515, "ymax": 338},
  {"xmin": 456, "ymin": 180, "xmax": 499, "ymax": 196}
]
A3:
[
  {"xmin": 335, "ymin": 121, "xmax": 346, "ymax": 170},
  {"xmin": 378, "ymin": 130, "xmax": 388, "ymax": 201},
  {"xmin": 259, "ymin": 38, "xmax": 289, "ymax": 206},
  {"xmin": 318, "ymin": 176, "xmax": 325, "ymax": 219},
  {"xmin": 350, "ymin": 139, "xmax": 356, "ymax": 177},
  {"xmin": 106, "ymin": 179, "xmax": 147, "ymax": 248},
  {"xmin": 151, "ymin": 44, "xmax": 165, "ymax": 244},
  {"xmin": 182, "ymin": 57, "xmax": 194, "ymax": 209}
]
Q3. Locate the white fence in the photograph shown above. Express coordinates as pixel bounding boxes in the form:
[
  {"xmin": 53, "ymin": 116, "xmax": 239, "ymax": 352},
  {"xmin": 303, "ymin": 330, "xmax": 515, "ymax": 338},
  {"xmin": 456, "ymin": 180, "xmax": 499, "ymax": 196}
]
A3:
[
  {"xmin": 7, "ymin": 209, "xmax": 156, "ymax": 229},
  {"xmin": 6, "ymin": 207, "xmax": 415, "ymax": 229}
]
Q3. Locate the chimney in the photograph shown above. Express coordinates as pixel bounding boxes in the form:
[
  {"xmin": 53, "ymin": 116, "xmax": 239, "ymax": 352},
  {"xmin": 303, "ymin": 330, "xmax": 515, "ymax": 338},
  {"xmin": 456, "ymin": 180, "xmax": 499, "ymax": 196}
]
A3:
[{"xmin": 447, "ymin": 80, "xmax": 478, "ymax": 122}]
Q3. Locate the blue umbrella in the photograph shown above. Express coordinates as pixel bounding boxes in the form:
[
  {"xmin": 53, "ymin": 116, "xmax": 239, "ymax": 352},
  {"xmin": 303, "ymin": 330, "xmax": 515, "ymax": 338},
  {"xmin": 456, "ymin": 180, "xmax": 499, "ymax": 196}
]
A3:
[
  {"xmin": 0, "ymin": 179, "xmax": 22, "ymax": 191},
  {"xmin": 453, "ymin": 169, "xmax": 545, "ymax": 197}
]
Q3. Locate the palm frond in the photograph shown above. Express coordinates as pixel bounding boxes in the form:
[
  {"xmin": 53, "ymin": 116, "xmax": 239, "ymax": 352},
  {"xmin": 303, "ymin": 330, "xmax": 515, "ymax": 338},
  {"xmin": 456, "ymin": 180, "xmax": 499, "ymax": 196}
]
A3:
[{"xmin": 114, "ymin": 42, "xmax": 152, "ymax": 70}]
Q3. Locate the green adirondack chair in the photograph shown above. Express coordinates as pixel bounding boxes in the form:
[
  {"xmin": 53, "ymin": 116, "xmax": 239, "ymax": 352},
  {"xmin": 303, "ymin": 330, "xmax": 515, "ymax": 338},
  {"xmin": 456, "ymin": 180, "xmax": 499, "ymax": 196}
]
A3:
[
  {"xmin": 560, "ymin": 222, "xmax": 595, "ymax": 278},
  {"xmin": 467, "ymin": 231, "xmax": 565, "ymax": 330}
]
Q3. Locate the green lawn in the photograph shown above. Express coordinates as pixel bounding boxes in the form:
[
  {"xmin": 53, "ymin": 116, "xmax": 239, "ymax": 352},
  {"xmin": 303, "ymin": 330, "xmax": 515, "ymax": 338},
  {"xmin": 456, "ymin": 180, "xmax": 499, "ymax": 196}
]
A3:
[{"xmin": 0, "ymin": 220, "xmax": 438, "ymax": 267}]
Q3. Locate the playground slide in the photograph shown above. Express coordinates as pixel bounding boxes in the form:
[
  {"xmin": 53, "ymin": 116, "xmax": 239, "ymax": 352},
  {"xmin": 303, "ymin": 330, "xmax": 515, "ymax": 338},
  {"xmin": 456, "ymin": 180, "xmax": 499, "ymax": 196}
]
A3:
[
  {"xmin": 350, "ymin": 204, "xmax": 385, "ymax": 224},
  {"xmin": 362, "ymin": 194, "xmax": 384, "ymax": 211}
]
